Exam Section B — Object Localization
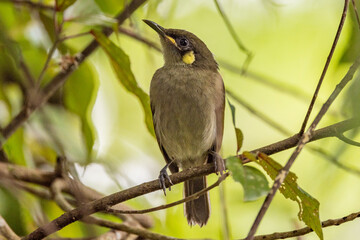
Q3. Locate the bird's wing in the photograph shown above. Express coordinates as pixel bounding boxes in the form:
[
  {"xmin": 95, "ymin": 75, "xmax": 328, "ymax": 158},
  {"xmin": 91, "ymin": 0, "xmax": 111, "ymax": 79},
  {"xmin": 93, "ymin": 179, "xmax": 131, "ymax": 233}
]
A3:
[
  {"xmin": 151, "ymin": 102, "xmax": 179, "ymax": 174},
  {"xmin": 214, "ymin": 74, "xmax": 225, "ymax": 152}
]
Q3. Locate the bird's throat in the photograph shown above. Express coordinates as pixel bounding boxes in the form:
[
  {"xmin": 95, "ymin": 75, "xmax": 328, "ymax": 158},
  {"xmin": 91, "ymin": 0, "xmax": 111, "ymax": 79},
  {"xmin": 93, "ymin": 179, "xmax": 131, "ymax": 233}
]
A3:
[{"xmin": 182, "ymin": 51, "xmax": 195, "ymax": 65}]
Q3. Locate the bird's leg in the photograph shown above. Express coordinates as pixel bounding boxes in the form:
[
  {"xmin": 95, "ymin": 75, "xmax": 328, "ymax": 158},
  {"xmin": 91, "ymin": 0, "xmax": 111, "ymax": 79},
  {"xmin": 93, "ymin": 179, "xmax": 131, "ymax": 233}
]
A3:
[
  {"xmin": 210, "ymin": 151, "xmax": 225, "ymax": 175},
  {"xmin": 159, "ymin": 161, "xmax": 174, "ymax": 195}
]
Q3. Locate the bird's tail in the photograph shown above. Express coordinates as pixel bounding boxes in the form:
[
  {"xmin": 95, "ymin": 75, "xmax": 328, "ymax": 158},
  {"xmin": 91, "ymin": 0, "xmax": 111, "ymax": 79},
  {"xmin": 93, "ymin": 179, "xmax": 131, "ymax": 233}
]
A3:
[{"xmin": 184, "ymin": 176, "xmax": 210, "ymax": 227}]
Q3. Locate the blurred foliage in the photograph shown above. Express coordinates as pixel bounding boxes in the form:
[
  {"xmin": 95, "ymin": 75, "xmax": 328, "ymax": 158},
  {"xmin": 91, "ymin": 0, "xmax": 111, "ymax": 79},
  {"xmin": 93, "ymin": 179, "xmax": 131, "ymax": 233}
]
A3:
[{"xmin": 0, "ymin": 0, "xmax": 359, "ymax": 239}]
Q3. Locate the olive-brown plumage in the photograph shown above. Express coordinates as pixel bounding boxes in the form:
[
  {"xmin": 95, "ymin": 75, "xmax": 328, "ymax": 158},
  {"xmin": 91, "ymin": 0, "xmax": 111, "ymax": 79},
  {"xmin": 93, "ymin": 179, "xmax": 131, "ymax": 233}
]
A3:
[{"xmin": 144, "ymin": 20, "xmax": 225, "ymax": 227}]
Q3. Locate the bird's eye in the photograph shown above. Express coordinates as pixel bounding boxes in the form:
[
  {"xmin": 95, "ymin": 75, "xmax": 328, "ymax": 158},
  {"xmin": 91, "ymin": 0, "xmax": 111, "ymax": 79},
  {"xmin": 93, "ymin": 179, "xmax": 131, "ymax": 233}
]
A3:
[{"xmin": 179, "ymin": 38, "xmax": 189, "ymax": 47}]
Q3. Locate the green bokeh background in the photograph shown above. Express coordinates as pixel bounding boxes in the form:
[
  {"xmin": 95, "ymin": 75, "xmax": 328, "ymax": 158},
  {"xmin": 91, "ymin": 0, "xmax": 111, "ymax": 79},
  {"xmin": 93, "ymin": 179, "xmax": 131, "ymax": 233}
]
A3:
[{"xmin": 1, "ymin": 0, "xmax": 360, "ymax": 239}]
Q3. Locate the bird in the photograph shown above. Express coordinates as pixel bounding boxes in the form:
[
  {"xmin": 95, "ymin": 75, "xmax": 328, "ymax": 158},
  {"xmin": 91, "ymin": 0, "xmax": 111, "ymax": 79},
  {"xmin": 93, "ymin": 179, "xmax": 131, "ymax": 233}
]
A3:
[{"xmin": 144, "ymin": 20, "xmax": 225, "ymax": 227}]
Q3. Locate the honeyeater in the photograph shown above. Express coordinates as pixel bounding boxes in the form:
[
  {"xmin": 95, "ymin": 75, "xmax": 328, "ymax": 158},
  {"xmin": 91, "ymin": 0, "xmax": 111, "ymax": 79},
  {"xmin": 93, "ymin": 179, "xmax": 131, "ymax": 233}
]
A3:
[{"xmin": 144, "ymin": 20, "xmax": 225, "ymax": 227}]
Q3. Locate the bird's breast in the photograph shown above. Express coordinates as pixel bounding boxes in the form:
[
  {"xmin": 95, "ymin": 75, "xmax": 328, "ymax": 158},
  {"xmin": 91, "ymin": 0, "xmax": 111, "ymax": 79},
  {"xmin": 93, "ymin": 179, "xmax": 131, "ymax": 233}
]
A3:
[{"xmin": 151, "ymin": 67, "xmax": 219, "ymax": 168}]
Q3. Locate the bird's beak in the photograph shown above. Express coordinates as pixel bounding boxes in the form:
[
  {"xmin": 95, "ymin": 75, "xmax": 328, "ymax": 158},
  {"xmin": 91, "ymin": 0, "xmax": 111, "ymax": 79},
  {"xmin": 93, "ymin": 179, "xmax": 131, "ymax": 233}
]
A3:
[{"xmin": 143, "ymin": 19, "xmax": 177, "ymax": 47}]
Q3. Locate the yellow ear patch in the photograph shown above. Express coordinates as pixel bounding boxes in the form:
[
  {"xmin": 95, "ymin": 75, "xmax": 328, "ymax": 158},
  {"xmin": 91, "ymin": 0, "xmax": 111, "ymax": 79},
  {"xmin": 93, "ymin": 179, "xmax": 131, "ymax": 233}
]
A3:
[{"xmin": 182, "ymin": 51, "xmax": 195, "ymax": 64}]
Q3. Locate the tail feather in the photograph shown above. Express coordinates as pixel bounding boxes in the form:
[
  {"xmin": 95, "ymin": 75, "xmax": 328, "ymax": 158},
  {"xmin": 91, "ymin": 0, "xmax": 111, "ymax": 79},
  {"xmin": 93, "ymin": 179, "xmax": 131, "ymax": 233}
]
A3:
[{"xmin": 184, "ymin": 176, "xmax": 210, "ymax": 227}]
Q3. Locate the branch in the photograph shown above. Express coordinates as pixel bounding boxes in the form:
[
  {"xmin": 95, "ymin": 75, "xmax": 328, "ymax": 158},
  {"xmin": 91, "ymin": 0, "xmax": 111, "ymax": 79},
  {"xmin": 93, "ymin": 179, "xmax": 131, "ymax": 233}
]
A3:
[
  {"xmin": 23, "ymin": 165, "xmax": 215, "ymax": 240},
  {"xmin": 1, "ymin": 118, "xmax": 359, "ymax": 238},
  {"xmin": 0, "ymin": 0, "xmax": 148, "ymax": 149},
  {"xmin": 336, "ymin": 131, "xmax": 360, "ymax": 146},
  {"xmin": 1, "ymin": 118, "xmax": 359, "ymax": 184},
  {"xmin": 299, "ymin": 0, "xmax": 350, "ymax": 134},
  {"xmin": 245, "ymin": 51, "xmax": 360, "ymax": 239},
  {"xmin": 106, "ymin": 173, "xmax": 229, "ymax": 215},
  {"xmin": 50, "ymin": 179, "xmax": 176, "ymax": 240},
  {"xmin": 213, "ymin": 0, "xmax": 252, "ymax": 72},
  {"xmin": 0, "ymin": 215, "xmax": 20, "ymax": 240},
  {"xmin": 1, "ymin": 0, "xmax": 55, "ymax": 10},
  {"xmin": 251, "ymin": 117, "xmax": 360, "ymax": 156},
  {"xmin": 243, "ymin": 210, "xmax": 360, "ymax": 240}
]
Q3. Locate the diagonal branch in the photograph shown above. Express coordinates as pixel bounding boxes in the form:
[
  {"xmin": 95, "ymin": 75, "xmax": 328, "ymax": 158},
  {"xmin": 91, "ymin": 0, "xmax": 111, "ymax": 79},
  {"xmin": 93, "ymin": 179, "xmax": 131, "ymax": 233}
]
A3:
[
  {"xmin": 299, "ymin": 0, "xmax": 350, "ymax": 135},
  {"xmin": 0, "ymin": 0, "xmax": 148, "ymax": 150},
  {"xmin": 1, "ymin": 0, "xmax": 55, "ymax": 10},
  {"xmin": 22, "ymin": 164, "xmax": 215, "ymax": 240},
  {"xmin": 245, "ymin": 54, "xmax": 360, "ymax": 239}
]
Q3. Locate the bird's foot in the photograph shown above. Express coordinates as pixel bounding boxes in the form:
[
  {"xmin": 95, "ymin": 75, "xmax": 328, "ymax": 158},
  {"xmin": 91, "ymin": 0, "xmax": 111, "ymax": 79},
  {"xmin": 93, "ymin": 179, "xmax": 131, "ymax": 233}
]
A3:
[{"xmin": 159, "ymin": 163, "xmax": 173, "ymax": 195}]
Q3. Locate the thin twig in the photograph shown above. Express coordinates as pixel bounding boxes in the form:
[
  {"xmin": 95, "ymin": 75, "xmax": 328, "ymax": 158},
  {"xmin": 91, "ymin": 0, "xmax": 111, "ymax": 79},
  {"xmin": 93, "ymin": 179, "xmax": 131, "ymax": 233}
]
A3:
[
  {"xmin": 245, "ymin": 54, "xmax": 360, "ymax": 240},
  {"xmin": 36, "ymin": 39, "xmax": 59, "ymax": 85},
  {"xmin": 213, "ymin": 0, "xmax": 253, "ymax": 72},
  {"xmin": 3, "ymin": 0, "xmax": 55, "ymax": 10},
  {"xmin": 106, "ymin": 173, "xmax": 228, "ymax": 215},
  {"xmin": 336, "ymin": 131, "xmax": 360, "ymax": 146},
  {"xmin": 299, "ymin": 0, "xmax": 350, "ymax": 135},
  {"xmin": 22, "ymin": 163, "xmax": 215, "ymax": 240},
  {"xmin": 50, "ymin": 179, "xmax": 179, "ymax": 240},
  {"xmin": 59, "ymin": 32, "xmax": 91, "ymax": 42},
  {"xmin": 243, "ymin": 210, "xmax": 360, "ymax": 240}
]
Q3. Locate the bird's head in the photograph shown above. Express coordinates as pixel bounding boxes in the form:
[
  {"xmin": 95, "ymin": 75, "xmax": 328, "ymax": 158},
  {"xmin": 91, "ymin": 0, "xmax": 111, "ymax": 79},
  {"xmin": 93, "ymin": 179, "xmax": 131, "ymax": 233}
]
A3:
[{"xmin": 143, "ymin": 20, "xmax": 218, "ymax": 69}]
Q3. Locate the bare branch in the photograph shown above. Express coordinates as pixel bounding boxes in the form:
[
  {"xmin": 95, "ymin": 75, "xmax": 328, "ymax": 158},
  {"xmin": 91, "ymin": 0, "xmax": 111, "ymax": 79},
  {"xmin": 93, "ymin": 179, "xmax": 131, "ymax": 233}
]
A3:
[
  {"xmin": 299, "ymin": 0, "xmax": 350, "ymax": 135},
  {"xmin": 1, "ymin": 0, "xmax": 55, "ymax": 10},
  {"xmin": 243, "ymin": 210, "xmax": 360, "ymax": 240},
  {"xmin": 22, "ymin": 164, "xmax": 214, "ymax": 240},
  {"xmin": 106, "ymin": 173, "xmax": 228, "ymax": 215},
  {"xmin": 245, "ymin": 51, "xmax": 360, "ymax": 239},
  {"xmin": 251, "ymin": 118, "xmax": 360, "ymax": 156},
  {"xmin": 213, "ymin": 0, "xmax": 252, "ymax": 72},
  {"xmin": 1, "ymin": 117, "xmax": 359, "ymax": 239}
]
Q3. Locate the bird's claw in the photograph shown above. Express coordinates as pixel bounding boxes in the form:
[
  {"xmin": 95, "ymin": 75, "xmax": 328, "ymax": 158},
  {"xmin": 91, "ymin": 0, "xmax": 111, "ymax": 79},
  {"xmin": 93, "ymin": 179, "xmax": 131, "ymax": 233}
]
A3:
[{"xmin": 159, "ymin": 164, "xmax": 173, "ymax": 195}]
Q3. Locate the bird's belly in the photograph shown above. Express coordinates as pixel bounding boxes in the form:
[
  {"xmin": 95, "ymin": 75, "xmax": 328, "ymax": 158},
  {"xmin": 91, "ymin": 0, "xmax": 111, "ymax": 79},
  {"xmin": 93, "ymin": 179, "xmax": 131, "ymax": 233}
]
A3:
[{"xmin": 155, "ymin": 91, "xmax": 216, "ymax": 168}]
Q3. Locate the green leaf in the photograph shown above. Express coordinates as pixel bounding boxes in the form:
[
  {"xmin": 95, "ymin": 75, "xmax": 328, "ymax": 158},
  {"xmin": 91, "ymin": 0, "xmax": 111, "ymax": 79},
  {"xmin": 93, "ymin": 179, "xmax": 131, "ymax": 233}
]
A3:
[
  {"xmin": 244, "ymin": 152, "xmax": 323, "ymax": 240},
  {"xmin": 57, "ymin": 0, "xmax": 77, "ymax": 12},
  {"xmin": 64, "ymin": 62, "xmax": 98, "ymax": 158},
  {"xmin": 91, "ymin": 29, "xmax": 155, "ymax": 137},
  {"xmin": 3, "ymin": 128, "xmax": 26, "ymax": 165},
  {"xmin": 227, "ymin": 98, "xmax": 243, "ymax": 154},
  {"xmin": 226, "ymin": 156, "xmax": 269, "ymax": 201}
]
